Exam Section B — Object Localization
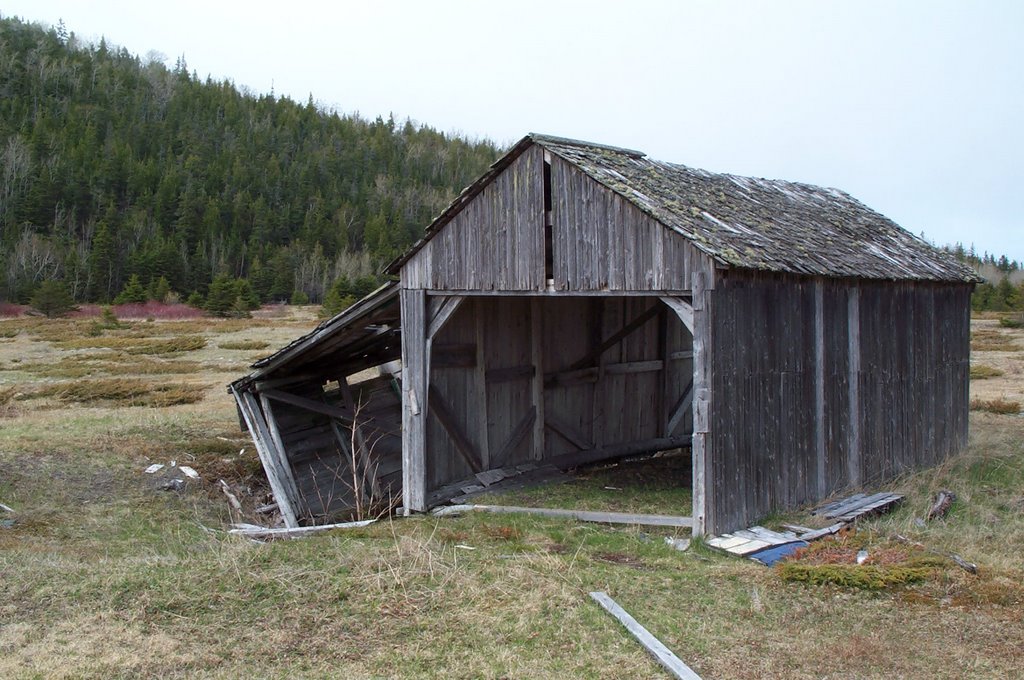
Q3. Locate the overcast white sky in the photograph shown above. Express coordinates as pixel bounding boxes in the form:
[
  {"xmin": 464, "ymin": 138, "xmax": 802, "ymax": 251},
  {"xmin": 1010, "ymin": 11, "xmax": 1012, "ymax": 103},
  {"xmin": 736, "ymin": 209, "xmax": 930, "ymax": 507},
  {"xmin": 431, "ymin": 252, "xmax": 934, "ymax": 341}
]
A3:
[{"xmin": 4, "ymin": 1, "xmax": 1022, "ymax": 261}]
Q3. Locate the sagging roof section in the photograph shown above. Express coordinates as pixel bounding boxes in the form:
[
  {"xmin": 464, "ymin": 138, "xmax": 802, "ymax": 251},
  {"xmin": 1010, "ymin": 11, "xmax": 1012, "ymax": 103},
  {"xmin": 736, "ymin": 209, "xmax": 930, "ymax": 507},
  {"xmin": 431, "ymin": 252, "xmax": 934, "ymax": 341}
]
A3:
[
  {"xmin": 388, "ymin": 133, "xmax": 978, "ymax": 283},
  {"xmin": 231, "ymin": 282, "xmax": 401, "ymax": 391}
]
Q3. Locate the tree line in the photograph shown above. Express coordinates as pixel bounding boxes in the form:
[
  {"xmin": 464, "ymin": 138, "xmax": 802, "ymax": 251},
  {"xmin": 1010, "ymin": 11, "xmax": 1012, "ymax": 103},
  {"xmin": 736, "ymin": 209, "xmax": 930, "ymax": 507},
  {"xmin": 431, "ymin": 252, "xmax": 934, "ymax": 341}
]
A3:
[
  {"xmin": 0, "ymin": 15, "xmax": 499, "ymax": 308},
  {"xmin": 945, "ymin": 244, "xmax": 1024, "ymax": 312}
]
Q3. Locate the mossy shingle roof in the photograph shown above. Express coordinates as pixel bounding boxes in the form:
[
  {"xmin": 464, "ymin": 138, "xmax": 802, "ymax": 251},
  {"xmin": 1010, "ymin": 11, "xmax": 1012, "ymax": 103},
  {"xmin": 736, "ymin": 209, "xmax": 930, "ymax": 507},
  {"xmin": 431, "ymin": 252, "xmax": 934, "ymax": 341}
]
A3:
[{"xmin": 388, "ymin": 133, "xmax": 978, "ymax": 283}]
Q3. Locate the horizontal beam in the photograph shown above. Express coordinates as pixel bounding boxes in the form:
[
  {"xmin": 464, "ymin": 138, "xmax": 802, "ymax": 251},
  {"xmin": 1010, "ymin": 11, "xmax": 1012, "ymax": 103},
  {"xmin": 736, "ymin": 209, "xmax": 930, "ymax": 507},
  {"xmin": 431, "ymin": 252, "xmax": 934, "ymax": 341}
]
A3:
[
  {"xmin": 420, "ymin": 290, "xmax": 693, "ymax": 297},
  {"xmin": 547, "ymin": 436, "xmax": 691, "ymax": 471},
  {"xmin": 261, "ymin": 388, "xmax": 357, "ymax": 424},
  {"xmin": 545, "ymin": 360, "xmax": 664, "ymax": 388},
  {"xmin": 434, "ymin": 505, "xmax": 692, "ymax": 528}
]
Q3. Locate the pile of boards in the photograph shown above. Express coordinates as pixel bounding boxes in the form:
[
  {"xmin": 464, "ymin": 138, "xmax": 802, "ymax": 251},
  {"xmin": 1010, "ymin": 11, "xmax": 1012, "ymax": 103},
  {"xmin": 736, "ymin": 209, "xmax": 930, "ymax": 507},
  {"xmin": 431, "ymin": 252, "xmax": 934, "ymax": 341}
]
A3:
[{"xmin": 706, "ymin": 491, "xmax": 903, "ymax": 565}]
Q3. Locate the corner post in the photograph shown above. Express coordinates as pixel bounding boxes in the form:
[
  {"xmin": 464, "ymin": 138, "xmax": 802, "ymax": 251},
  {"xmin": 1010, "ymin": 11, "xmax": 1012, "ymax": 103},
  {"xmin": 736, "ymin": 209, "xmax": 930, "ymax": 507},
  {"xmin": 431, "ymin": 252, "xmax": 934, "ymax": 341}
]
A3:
[
  {"xmin": 401, "ymin": 289, "xmax": 428, "ymax": 512},
  {"xmin": 690, "ymin": 272, "xmax": 713, "ymax": 537}
]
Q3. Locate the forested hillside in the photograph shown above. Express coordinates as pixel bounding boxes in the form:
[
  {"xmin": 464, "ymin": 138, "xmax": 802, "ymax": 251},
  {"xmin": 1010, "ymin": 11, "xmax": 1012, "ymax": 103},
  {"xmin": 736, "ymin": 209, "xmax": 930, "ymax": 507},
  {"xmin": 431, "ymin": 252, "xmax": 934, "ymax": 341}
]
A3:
[{"xmin": 0, "ymin": 15, "xmax": 500, "ymax": 305}]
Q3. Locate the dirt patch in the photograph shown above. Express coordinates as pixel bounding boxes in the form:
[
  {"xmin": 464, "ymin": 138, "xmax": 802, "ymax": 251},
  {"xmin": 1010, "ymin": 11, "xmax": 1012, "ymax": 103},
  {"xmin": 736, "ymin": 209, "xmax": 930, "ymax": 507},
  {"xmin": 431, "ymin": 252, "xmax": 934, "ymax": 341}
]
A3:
[{"xmin": 592, "ymin": 551, "xmax": 650, "ymax": 570}]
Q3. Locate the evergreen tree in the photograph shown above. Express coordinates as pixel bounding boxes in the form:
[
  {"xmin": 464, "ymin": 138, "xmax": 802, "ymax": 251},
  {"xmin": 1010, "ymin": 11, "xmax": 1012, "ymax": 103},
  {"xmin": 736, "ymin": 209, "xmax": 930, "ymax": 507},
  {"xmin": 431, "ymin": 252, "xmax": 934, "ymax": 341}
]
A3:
[
  {"xmin": 30, "ymin": 280, "xmax": 77, "ymax": 317},
  {"xmin": 113, "ymin": 273, "xmax": 147, "ymax": 304},
  {"xmin": 204, "ymin": 274, "xmax": 237, "ymax": 316}
]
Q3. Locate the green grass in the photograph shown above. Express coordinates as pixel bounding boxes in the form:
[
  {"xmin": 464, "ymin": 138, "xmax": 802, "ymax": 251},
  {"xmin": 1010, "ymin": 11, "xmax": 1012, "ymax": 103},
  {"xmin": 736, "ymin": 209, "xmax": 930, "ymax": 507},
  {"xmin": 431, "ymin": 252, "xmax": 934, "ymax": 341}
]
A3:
[{"xmin": 475, "ymin": 452, "xmax": 692, "ymax": 515}]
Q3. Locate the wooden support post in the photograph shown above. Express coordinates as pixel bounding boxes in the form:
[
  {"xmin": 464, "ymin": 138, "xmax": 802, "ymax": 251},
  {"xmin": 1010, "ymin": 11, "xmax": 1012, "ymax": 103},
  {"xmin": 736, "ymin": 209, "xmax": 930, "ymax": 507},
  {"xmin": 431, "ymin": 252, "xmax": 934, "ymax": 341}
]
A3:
[
  {"xmin": 690, "ymin": 272, "xmax": 712, "ymax": 537},
  {"xmin": 847, "ymin": 285, "xmax": 862, "ymax": 488},
  {"xmin": 814, "ymin": 279, "xmax": 826, "ymax": 498},
  {"xmin": 233, "ymin": 387, "xmax": 299, "ymax": 527},
  {"xmin": 401, "ymin": 289, "xmax": 428, "ymax": 513},
  {"xmin": 530, "ymin": 297, "xmax": 546, "ymax": 460},
  {"xmin": 258, "ymin": 394, "xmax": 304, "ymax": 518}
]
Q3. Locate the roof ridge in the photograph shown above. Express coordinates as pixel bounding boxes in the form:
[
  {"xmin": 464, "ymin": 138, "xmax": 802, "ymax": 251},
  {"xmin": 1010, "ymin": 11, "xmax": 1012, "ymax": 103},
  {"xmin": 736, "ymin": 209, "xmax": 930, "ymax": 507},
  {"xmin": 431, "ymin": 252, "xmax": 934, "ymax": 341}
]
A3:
[{"xmin": 529, "ymin": 133, "xmax": 646, "ymax": 159}]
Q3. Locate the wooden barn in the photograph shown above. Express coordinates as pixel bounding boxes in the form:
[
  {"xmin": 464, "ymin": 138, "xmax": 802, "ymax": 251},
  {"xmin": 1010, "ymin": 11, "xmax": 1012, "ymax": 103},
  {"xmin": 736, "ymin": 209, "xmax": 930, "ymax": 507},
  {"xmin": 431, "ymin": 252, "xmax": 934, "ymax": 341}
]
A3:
[{"xmin": 230, "ymin": 133, "xmax": 978, "ymax": 536}]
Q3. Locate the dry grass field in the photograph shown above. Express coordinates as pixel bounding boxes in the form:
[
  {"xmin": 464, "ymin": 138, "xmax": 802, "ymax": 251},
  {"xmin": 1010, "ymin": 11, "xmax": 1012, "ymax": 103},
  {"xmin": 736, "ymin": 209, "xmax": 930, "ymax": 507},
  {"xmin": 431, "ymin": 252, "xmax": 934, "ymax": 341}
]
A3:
[{"xmin": 1, "ymin": 308, "xmax": 1022, "ymax": 678}]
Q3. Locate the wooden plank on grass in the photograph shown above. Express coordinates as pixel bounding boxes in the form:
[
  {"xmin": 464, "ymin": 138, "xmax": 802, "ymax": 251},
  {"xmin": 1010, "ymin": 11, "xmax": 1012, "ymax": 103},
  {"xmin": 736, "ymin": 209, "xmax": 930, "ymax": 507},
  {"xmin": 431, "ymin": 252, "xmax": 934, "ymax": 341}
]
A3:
[
  {"xmin": 590, "ymin": 591, "xmax": 703, "ymax": 680},
  {"xmin": 822, "ymin": 492, "xmax": 891, "ymax": 519},
  {"xmin": 812, "ymin": 492, "xmax": 866, "ymax": 517},
  {"xmin": 456, "ymin": 504, "xmax": 693, "ymax": 528},
  {"xmin": 229, "ymin": 519, "xmax": 375, "ymax": 539}
]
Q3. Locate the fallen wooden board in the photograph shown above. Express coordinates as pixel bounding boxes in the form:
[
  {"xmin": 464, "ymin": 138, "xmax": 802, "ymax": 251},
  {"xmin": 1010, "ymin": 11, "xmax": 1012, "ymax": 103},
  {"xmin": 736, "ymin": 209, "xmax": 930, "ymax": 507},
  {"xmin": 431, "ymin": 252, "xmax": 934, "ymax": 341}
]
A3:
[
  {"xmin": 432, "ymin": 504, "xmax": 693, "ymax": 528},
  {"xmin": 229, "ymin": 519, "xmax": 375, "ymax": 539},
  {"xmin": 707, "ymin": 525, "xmax": 798, "ymax": 556},
  {"xmin": 833, "ymin": 494, "xmax": 903, "ymax": 522},
  {"xmin": 0, "ymin": 502, "xmax": 14, "ymax": 514},
  {"xmin": 812, "ymin": 493, "xmax": 866, "ymax": 517},
  {"xmin": 795, "ymin": 522, "xmax": 845, "ymax": 541},
  {"xmin": 590, "ymin": 591, "xmax": 702, "ymax": 680},
  {"xmin": 814, "ymin": 492, "xmax": 902, "ymax": 520}
]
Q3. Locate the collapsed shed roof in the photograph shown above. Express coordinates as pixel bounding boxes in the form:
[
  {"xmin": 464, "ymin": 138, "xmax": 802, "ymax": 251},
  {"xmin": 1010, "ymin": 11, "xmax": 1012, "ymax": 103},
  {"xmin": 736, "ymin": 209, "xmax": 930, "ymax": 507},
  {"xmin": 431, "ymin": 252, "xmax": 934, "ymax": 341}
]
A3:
[
  {"xmin": 388, "ymin": 133, "xmax": 978, "ymax": 283},
  {"xmin": 230, "ymin": 282, "xmax": 400, "ymax": 391}
]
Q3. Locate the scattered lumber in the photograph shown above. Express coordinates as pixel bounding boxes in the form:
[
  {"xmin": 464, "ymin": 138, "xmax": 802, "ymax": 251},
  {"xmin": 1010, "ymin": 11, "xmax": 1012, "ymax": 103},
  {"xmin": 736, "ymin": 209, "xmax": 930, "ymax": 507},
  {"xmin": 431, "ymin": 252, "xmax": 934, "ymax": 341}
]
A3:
[
  {"xmin": 229, "ymin": 519, "xmax": 375, "ymax": 539},
  {"xmin": 433, "ymin": 504, "xmax": 693, "ymax": 528},
  {"xmin": 927, "ymin": 490, "xmax": 956, "ymax": 521},
  {"xmin": 706, "ymin": 526, "xmax": 801, "ymax": 557},
  {"xmin": 812, "ymin": 492, "xmax": 903, "ymax": 522},
  {"xmin": 590, "ymin": 591, "xmax": 703, "ymax": 680}
]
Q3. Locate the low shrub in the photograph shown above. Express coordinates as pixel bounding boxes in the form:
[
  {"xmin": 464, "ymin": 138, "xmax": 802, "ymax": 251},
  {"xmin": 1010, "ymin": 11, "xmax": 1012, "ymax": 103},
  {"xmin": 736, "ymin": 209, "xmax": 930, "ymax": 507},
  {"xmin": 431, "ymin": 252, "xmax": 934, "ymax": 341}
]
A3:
[
  {"xmin": 970, "ymin": 364, "xmax": 1005, "ymax": 380},
  {"xmin": 217, "ymin": 340, "xmax": 269, "ymax": 351},
  {"xmin": 970, "ymin": 398, "xmax": 1022, "ymax": 415},
  {"xmin": 777, "ymin": 563, "xmax": 932, "ymax": 589},
  {"xmin": 26, "ymin": 378, "xmax": 207, "ymax": 407}
]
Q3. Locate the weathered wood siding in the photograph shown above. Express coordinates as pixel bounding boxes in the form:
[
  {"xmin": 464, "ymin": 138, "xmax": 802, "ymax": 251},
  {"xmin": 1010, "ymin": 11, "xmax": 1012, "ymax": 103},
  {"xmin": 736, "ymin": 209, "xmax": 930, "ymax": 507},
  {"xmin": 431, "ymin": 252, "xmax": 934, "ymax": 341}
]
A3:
[
  {"xmin": 401, "ymin": 146, "xmax": 713, "ymax": 294},
  {"xmin": 424, "ymin": 296, "xmax": 693, "ymax": 492},
  {"xmin": 548, "ymin": 155, "xmax": 704, "ymax": 292},
  {"xmin": 403, "ymin": 146, "xmax": 546, "ymax": 291},
  {"xmin": 706, "ymin": 272, "xmax": 971, "ymax": 534}
]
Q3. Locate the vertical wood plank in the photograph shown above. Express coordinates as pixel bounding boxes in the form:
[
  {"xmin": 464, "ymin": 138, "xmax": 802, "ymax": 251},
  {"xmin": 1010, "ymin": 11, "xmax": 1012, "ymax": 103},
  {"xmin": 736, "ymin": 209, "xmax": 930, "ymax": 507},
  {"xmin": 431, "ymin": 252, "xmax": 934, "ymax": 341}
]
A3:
[
  {"xmin": 401, "ymin": 289, "xmax": 428, "ymax": 512},
  {"xmin": 847, "ymin": 285, "xmax": 862, "ymax": 488},
  {"xmin": 814, "ymin": 278, "xmax": 826, "ymax": 498},
  {"xmin": 234, "ymin": 388, "xmax": 300, "ymax": 527},
  {"xmin": 531, "ymin": 297, "xmax": 546, "ymax": 460},
  {"xmin": 691, "ymin": 269, "xmax": 712, "ymax": 536},
  {"xmin": 474, "ymin": 299, "xmax": 491, "ymax": 469},
  {"xmin": 258, "ymin": 394, "xmax": 304, "ymax": 517}
]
